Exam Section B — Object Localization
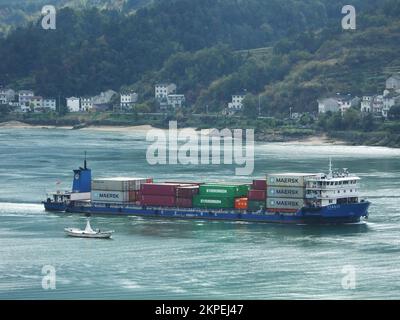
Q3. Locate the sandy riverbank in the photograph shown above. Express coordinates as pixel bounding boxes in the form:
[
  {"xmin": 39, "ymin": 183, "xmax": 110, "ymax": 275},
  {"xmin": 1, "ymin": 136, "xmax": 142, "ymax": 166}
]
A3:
[
  {"xmin": 287, "ymin": 134, "xmax": 347, "ymax": 145},
  {"xmin": 0, "ymin": 121, "xmax": 73, "ymax": 130},
  {"xmin": 0, "ymin": 121, "xmax": 154, "ymax": 132},
  {"xmin": 0, "ymin": 121, "xmax": 347, "ymax": 145}
]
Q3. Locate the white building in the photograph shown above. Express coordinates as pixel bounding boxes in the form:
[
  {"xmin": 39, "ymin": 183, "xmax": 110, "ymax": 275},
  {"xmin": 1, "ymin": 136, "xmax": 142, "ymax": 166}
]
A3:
[
  {"xmin": 361, "ymin": 96, "xmax": 373, "ymax": 113},
  {"xmin": 0, "ymin": 88, "xmax": 15, "ymax": 105},
  {"xmin": 18, "ymin": 90, "xmax": 34, "ymax": 108},
  {"xmin": 66, "ymin": 97, "xmax": 81, "ymax": 112},
  {"xmin": 80, "ymin": 97, "xmax": 93, "ymax": 112},
  {"xmin": 386, "ymin": 74, "xmax": 400, "ymax": 92},
  {"xmin": 227, "ymin": 94, "xmax": 245, "ymax": 112},
  {"xmin": 30, "ymin": 96, "xmax": 43, "ymax": 112},
  {"xmin": 91, "ymin": 90, "xmax": 117, "ymax": 111},
  {"xmin": 318, "ymin": 98, "xmax": 340, "ymax": 113},
  {"xmin": 318, "ymin": 94, "xmax": 358, "ymax": 114},
  {"xmin": 372, "ymin": 95, "xmax": 384, "ymax": 114},
  {"xmin": 43, "ymin": 98, "xmax": 56, "ymax": 111},
  {"xmin": 155, "ymin": 83, "xmax": 176, "ymax": 100},
  {"xmin": 120, "ymin": 91, "xmax": 138, "ymax": 108},
  {"xmin": 167, "ymin": 94, "xmax": 185, "ymax": 109}
]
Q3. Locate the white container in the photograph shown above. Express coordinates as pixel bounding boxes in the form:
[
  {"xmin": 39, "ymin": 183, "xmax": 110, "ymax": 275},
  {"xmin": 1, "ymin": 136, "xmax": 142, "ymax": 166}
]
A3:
[
  {"xmin": 267, "ymin": 187, "xmax": 305, "ymax": 199},
  {"xmin": 267, "ymin": 173, "xmax": 316, "ymax": 188},
  {"xmin": 91, "ymin": 177, "xmax": 148, "ymax": 191},
  {"xmin": 91, "ymin": 190, "xmax": 130, "ymax": 203},
  {"xmin": 266, "ymin": 197, "xmax": 305, "ymax": 210},
  {"xmin": 70, "ymin": 192, "xmax": 91, "ymax": 201}
]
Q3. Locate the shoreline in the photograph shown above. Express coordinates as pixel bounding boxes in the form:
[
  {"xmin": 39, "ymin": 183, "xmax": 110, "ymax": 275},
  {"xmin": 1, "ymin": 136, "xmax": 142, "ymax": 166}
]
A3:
[{"xmin": 0, "ymin": 120, "xmax": 347, "ymax": 146}]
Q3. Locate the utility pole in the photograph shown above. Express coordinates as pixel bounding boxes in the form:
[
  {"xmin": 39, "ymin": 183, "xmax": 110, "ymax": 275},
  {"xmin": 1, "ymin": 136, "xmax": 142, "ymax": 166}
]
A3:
[
  {"xmin": 58, "ymin": 94, "xmax": 61, "ymax": 115},
  {"xmin": 258, "ymin": 95, "xmax": 261, "ymax": 116},
  {"xmin": 289, "ymin": 106, "xmax": 292, "ymax": 119}
]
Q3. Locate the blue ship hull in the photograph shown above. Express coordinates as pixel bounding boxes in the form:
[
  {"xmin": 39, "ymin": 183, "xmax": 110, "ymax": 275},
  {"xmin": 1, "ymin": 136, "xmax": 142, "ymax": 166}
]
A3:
[
  {"xmin": 43, "ymin": 201, "xmax": 68, "ymax": 212},
  {"xmin": 44, "ymin": 201, "xmax": 370, "ymax": 225}
]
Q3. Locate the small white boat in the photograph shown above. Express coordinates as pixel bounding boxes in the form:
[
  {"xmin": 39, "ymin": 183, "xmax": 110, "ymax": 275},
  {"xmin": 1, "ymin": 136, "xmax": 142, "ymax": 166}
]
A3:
[{"xmin": 65, "ymin": 219, "xmax": 114, "ymax": 239}]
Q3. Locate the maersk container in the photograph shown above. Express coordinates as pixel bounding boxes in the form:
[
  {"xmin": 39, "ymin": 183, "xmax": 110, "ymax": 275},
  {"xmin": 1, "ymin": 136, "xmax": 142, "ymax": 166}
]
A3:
[
  {"xmin": 267, "ymin": 186, "xmax": 305, "ymax": 198},
  {"xmin": 140, "ymin": 195, "xmax": 176, "ymax": 207},
  {"xmin": 199, "ymin": 184, "xmax": 249, "ymax": 198},
  {"xmin": 247, "ymin": 200, "xmax": 266, "ymax": 211},
  {"xmin": 248, "ymin": 190, "xmax": 266, "ymax": 201},
  {"xmin": 266, "ymin": 173, "xmax": 316, "ymax": 188},
  {"xmin": 266, "ymin": 197, "xmax": 305, "ymax": 210},
  {"xmin": 176, "ymin": 197, "xmax": 193, "ymax": 208},
  {"xmin": 252, "ymin": 179, "xmax": 267, "ymax": 190},
  {"xmin": 141, "ymin": 183, "xmax": 179, "ymax": 196},
  {"xmin": 92, "ymin": 177, "xmax": 149, "ymax": 191},
  {"xmin": 193, "ymin": 195, "xmax": 234, "ymax": 209},
  {"xmin": 91, "ymin": 190, "xmax": 130, "ymax": 203}
]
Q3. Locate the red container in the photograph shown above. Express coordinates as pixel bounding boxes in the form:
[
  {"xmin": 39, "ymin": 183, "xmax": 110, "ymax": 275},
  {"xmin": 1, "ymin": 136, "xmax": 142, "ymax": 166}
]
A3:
[
  {"xmin": 234, "ymin": 198, "xmax": 248, "ymax": 210},
  {"xmin": 248, "ymin": 189, "xmax": 266, "ymax": 201},
  {"xmin": 141, "ymin": 183, "xmax": 179, "ymax": 196},
  {"xmin": 176, "ymin": 186, "xmax": 199, "ymax": 198},
  {"xmin": 252, "ymin": 179, "xmax": 267, "ymax": 190},
  {"xmin": 176, "ymin": 198, "xmax": 193, "ymax": 208},
  {"xmin": 140, "ymin": 195, "xmax": 176, "ymax": 207}
]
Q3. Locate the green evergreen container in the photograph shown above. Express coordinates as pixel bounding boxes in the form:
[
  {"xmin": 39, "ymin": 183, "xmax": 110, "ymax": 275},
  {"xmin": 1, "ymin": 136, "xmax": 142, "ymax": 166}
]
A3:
[
  {"xmin": 247, "ymin": 200, "xmax": 266, "ymax": 211},
  {"xmin": 193, "ymin": 195, "xmax": 235, "ymax": 209},
  {"xmin": 199, "ymin": 184, "xmax": 249, "ymax": 198}
]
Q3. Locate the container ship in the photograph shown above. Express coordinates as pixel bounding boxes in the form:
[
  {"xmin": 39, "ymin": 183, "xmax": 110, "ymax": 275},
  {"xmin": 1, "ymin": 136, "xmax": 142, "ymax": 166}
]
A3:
[{"xmin": 43, "ymin": 159, "xmax": 370, "ymax": 224}]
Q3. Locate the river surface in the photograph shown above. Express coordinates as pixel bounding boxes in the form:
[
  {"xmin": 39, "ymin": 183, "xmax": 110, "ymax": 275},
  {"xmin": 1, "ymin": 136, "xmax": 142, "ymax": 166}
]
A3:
[{"xmin": 0, "ymin": 127, "xmax": 399, "ymax": 299}]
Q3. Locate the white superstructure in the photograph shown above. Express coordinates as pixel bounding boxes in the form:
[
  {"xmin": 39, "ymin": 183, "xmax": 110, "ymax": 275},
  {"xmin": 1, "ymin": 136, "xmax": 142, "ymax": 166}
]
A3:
[{"xmin": 305, "ymin": 161, "xmax": 360, "ymax": 207}]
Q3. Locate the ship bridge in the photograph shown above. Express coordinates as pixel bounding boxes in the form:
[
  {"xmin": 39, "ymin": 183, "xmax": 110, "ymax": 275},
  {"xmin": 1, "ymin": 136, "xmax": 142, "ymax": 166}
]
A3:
[{"xmin": 305, "ymin": 167, "xmax": 361, "ymax": 207}]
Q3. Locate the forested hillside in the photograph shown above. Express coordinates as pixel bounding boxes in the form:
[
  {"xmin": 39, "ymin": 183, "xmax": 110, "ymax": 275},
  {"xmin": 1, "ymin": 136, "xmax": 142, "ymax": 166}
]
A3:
[
  {"xmin": 0, "ymin": 0, "xmax": 399, "ymax": 115},
  {"xmin": 0, "ymin": 0, "xmax": 150, "ymax": 34}
]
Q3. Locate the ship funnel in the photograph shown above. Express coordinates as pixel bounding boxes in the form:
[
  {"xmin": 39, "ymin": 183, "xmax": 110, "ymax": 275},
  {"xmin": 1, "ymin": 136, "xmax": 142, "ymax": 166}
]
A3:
[{"xmin": 72, "ymin": 153, "xmax": 91, "ymax": 193}]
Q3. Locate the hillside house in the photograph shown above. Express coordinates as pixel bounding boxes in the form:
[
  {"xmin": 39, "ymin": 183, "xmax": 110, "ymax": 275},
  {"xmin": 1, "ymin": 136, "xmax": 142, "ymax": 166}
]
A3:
[
  {"xmin": 166, "ymin": 94, "xmax": 185, "ymax": 109},
  {"xmin": 318, "ymin": 94, "xmax": 359, "ymax": 114},
  {"xmin": 386, "ymin": 74, "xmax": 400, "ymax": 92},
  {"xmin": 227, "ymin": 94, "xmax": 246, "ymax": 113},
  {"xmin": 0, "ymin": 88, "xmax": 15, "ymax": 105},
  {"xmin": 81, "ymin": 97, "xmax": 93, "ymax": 112},
  {"xmin": 43, "ymin": 98, "xmax": 56, "ymax": 111},
  {"xmin": 120, "ymin": 91, "xmax": 138, "ymax": 109},
  {"xmin": 18, "ymin": 90, "xmax": 34, "ymax": 109},
  {"xmin": 155, "ymin": 83, "xmax": 176, "ymax": 100},
  {"xmin": 66, "ymin": 97, "xmax": 81, "ymax": 112}
]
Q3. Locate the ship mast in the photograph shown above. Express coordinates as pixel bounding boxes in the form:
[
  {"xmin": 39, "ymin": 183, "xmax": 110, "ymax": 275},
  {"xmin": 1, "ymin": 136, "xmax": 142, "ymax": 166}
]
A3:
[
  {"xmin": 84, "ymin": 151, "xmax": 87, "ymax": 170},
  {"xmin": 328, "ymin": 157, "xmax": 333, "ymax": 178}
]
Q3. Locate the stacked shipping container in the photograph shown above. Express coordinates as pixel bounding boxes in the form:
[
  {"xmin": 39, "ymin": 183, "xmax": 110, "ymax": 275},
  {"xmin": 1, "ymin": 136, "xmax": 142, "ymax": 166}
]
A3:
[
  {"xmin": 265, "ymin": 173, "xmax": 316, "ymax": 212},
  {"xmin": 246, "ymin": 179, "xmax": 267, "ymax": 211},
  {"xmin": 176, "ymin": 185, "xmax": 199, "ymax": 208},
  {"xmin": 140, "ymin": 183, "xmax": 179, "ymax": 207},
  {"xmin": 91, "ymin": 177, "xmax": 151, "ymax": 204},
  {"xmin": 193, "ymin": 184, "xmax": 250, "ymax": 209}
]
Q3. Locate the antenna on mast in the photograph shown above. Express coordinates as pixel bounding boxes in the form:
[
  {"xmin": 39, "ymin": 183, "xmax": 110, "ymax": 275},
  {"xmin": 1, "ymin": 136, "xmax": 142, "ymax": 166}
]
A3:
[
  {"xmin": 328, "ymin": 157, "xmax": 333, "ymax": 177},
  {"xmin": 84, "ymin": 151, "xmax": 87, "ymax": 170}
]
